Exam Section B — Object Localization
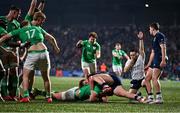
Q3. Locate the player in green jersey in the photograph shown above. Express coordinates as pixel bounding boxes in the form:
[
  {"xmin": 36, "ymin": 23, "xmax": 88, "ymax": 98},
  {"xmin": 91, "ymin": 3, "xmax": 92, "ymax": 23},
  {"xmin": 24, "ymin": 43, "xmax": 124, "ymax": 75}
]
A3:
[
  {"xmin": 0, "ymin": 5, "xmax": 21, "ymax": 101},
  {"xmin": 32, "ymin": 79, "xmax": 107, "ymax": 102},
  {"xmin": 18, "ymin": 0, "xmax": 46, "ymax": 99},
  {"xmin": 0, "ymin": 12, "xmax": 60, "ymax": 103},
  {"xmin": 112, "ymin": 43, "xmax": 129, "ymax": 79},
  {"xmin": 76, "ymin": 32, "xmax": 101, "ymax": 79},
  {"xmin": 88, "ymin": 72, "xmax": 145, "ymax": 103}
]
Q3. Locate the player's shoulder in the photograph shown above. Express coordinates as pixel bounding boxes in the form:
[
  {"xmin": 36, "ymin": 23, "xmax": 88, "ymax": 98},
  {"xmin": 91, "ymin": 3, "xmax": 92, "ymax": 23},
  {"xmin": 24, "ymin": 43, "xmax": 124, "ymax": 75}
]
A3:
[
  {"xmin": 156, "ymin": 32, "xmax": 165, "ymax": 38},
  {"xmin": 11, "ymin": 20, "xmax": 20, "ymax": 28},
  {"xmin": 112, "ymin": 49, "xmax": 116, "ymax": 52},
  {"xmin": 120, "ymin": 49, "xmax": 126, "ymax": 53},
  {"xmin": 94, "ymin": 41, "xmax": 100, "ymax": 46},
  {"xmin": 0, "ymin": 16, "xmax": 6, "ymax": 20},
  {"xmin": 82, "ymin": 40, "xmax": 88, "ymax": 44}
]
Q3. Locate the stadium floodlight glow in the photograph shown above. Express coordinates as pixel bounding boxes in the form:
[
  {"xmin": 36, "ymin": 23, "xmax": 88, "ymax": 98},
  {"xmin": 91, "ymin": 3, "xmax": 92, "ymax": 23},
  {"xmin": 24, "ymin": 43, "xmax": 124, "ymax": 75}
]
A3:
[{"xmin": 145, "ymin": 3, "xmax": 149, "ymax": 8}]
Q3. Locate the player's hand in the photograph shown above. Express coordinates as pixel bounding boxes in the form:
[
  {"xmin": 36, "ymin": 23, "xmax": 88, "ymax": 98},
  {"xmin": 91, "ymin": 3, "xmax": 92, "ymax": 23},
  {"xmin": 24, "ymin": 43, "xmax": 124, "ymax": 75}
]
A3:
[
  {"xmin": 137, "ymin": 31, "xmax": 144, "ymax": 40},
  {"xmin": 54, "ymin": 47, "xmax": 60, "ymax": 54},
  {"xmin": 160, "ymin": 60, "xmax": 166, "ymax": 68},
  {"xmin": 144, "ymin": 65, "xmax": 149, "ymax": 71},
  {"xmin": 118, "ymin": 56, "xmax": 123, "ymax": 59},
  {"xmin": 76, "ymin": 40, "xmax": 83, "ymax": 48}
]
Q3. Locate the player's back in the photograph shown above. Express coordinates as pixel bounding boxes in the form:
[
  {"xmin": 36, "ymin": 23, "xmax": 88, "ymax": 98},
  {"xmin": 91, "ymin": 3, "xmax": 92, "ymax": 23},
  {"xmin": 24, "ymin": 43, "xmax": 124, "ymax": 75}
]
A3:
[
  {"xmin": 18, "ymin": 26, "xmax": 45, "ymax": 44},
  {"xmin": 152, "ymin": 32, "xmax": 166, "ymax": 56}
]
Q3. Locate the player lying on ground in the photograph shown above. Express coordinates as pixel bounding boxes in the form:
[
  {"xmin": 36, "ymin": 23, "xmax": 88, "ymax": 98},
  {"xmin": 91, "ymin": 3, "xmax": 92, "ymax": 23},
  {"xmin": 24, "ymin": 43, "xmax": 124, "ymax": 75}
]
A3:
[
  {"xmin": 32, "ymin": 79, "xmax": 107, "ymax": 102},
  {"xmin": 88, "ymin": 72, "xmax": 144, "ymax": 103}
]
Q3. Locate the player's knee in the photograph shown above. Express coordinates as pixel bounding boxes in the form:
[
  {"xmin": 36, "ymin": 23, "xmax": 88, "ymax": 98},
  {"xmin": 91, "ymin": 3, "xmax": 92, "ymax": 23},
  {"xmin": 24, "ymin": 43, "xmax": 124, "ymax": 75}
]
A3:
[
  {"xmin": 152, "ymin": 76, "xmax": 158, "ymax": 82},
  {"xmin": 141, "ymin": 79, "xmax": 146, "ymax": 87}
]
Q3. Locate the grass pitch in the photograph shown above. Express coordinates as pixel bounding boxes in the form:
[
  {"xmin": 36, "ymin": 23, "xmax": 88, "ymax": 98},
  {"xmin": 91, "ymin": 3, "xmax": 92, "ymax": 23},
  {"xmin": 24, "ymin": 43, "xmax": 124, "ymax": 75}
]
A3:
[{"xmin": 0, "ymin": 76, "xmax": 180, "ymax": 112}]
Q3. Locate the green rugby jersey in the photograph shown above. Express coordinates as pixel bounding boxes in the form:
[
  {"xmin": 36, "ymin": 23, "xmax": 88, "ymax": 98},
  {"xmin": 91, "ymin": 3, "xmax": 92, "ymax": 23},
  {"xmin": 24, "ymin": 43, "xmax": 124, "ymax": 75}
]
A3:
[
  {"xmin": 9, "ymin": 25, "xmax": 47, "ymax": 45},
  {"xmin": 81, "ymin": 40, "xmax": 100, "ymax": 63},
  {"xmin": 25, "ymin": 14, "xmax": 33, "ymax": 22},
  {"xmin": 78, "ymin": 84, "xmax": 102, "ymax": 100},
  {"xmin": 112, "ymin": 49, "xmax": 127, "ymax": 66},
  {"xmin": 7, "ymin": 19, "xmax": 20, "ymax": 32},
  {"xmin": 0, "ymin": 16, "xmax": 8, "ymax": 36}
]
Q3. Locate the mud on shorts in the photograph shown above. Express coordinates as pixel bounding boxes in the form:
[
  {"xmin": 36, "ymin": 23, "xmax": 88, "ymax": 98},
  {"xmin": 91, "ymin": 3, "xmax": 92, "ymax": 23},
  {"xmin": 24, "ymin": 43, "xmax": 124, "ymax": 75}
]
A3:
[{"xmin": 23, "ymin": 50, "xmax": 50, "ymax": 71}]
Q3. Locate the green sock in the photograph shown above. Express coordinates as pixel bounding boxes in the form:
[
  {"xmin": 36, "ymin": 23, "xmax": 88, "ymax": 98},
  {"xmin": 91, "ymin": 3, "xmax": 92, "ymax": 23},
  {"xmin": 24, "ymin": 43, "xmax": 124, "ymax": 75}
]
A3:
[
  {"xmin": 1, "ymin": 76, "xmax": 8, "ymax": 96},
  {"xmin": 23, "ymin": 90, "xmax": 29, "ymax": 97},
  {"xmin": 36, "ymin": 89, "xmax": 46, "ymax": 97},
  {"xmin": 46, "ymin": 92, "xmax": 51, "ymax": 98},
  {"xmin": 28, "ymin": 87, "xmax": 33, "ymax": 93}
]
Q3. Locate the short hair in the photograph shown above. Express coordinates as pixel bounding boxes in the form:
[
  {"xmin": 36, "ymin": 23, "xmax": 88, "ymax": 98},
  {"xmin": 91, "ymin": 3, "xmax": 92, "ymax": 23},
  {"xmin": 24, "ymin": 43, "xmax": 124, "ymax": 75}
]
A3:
[
  {"xmin": 33, "ymin": 12, "xmax": 46, "ymax": 21},
  {"xmin": 89, "ymin": 32, "xmax": 98, "ymax": 38},
  {"xmin": 115, "ymin": 43, "xmax": 121, "ymax": 46},
  {"xmin": 149, "ymin": 22, "xmax": 160, "ymax": 30},
  {"xmin": 9, "ymin": 5, "xmax": 20, "ymax": 12},
  {"xmin": 79, "ymin": 79, "xmax": 86, "ymax": 88},
  {"xmin": 129, "ymin": 48, "xmax": 138, "ymax": 53}
]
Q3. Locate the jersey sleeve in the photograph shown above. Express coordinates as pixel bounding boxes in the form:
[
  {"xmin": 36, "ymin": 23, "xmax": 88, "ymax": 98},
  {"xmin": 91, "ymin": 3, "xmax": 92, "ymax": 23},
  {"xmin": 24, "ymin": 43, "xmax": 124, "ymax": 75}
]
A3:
[
  {"xmin": 39, "ymin": 27, "xmax": 47, "ymax": 35},
  {"xmin": 96, "ymin": 43, "xmax": 101, "ymax": 51},
  {"xmin": 122, "ymin": 50, "xmax": 127, "ymax": 56},
  {"xmin": 0, "ymin": 27, "xmax": 7, "ymax": 36},
  {"xmin": 157, "ymin": 34, "xmax": 166, "ymax": 45},
  {"xmin": 81, "ymin": 40, "xmax": 86, "ymax": 46},
  {"xmin": 9, "ymin": 29, "xmax": 20, "ymax": 37},
  {"xmin": 25, "ymin": 14, "xmax": 33, "ymax": 22}
]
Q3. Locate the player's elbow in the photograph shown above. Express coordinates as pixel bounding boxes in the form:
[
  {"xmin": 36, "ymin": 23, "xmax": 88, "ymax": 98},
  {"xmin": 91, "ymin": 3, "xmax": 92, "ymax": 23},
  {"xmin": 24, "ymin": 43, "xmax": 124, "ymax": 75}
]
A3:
[
  {"xmin": 123, "ymin": 67, "xmax": 128, "ymax": 73},
  {"xmin": 96, "ymin": 52, "xmax": 101, "ymax": 58}
]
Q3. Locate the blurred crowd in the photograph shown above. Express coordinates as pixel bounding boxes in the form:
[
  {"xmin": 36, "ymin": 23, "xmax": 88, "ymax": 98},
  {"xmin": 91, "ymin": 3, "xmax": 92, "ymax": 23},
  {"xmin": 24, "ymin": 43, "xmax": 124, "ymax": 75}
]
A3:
[{"xmin": 44, "ymin": 24, "xmax": 180, "ymax": 80}]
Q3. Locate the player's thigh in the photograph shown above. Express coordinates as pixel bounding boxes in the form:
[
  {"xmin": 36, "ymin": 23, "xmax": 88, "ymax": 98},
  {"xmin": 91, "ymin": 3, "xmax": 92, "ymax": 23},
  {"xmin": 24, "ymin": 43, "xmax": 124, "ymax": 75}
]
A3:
[
  {"xmin": 89, "ymin": 62, "xmax": 97, "ymax": 73},
  {"xmin": 113, "ymin": 86, "xmax": 128, "ymax": 97},
  {"xmin": 38, "ymin": 52, "xmax": 51, "ymax": 72},
  {"xmin": 81, "ymin": 61, "xmax": 90, "ymax": 74},
  {"xmin": 113, "ymin": 65, "xmax": 122, "ymax": 73},
  {"xmin": 129, "ymin": 88, "xmax": 138, "ymax": 94},
  {"xmin": 145, "ymin": 67, "xmax": 153, "ymax": 81},
  {"xmin": 152, "ymin": 68, "xmax": 162, "ymax": 79},
  {"xmin": 23, "ymin": 53, "xmax": 39, "ymax": 71}
]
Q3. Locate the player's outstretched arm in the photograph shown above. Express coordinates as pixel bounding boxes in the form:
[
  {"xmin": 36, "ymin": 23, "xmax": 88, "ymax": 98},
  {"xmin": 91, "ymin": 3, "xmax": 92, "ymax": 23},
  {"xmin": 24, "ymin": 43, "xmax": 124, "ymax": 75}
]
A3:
[
  {"xmin": 124, "ymin": 53, "xmax": 130, "ymax": 60},
  {"xmin": 27, "ymin": 0, "xmax": 37, "ymax": 16},
  {"xmin": 45, "ymin": 33, "xmax": 60, "ymax": 54},
  {"xmin": 137, "ymin": 31, "xmax": 145, "ymax": 59},
  {"xmin": 160, "ymin": 43, "xmax": 167, "ymax": 67},
  {"xmin": 76, "ymin": 40, "xmax": 83, "ymax": 48},
  {"xmin": 38, "ymin": 0, "xmax": 45, "ymax": 11}
]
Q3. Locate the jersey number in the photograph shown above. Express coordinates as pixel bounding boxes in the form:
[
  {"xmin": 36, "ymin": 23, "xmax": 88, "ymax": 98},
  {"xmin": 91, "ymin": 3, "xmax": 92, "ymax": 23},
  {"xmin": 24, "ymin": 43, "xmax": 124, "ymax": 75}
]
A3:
[{"xmin": 26, "ymin": 29, "xmax": 36, "ymax": 39}]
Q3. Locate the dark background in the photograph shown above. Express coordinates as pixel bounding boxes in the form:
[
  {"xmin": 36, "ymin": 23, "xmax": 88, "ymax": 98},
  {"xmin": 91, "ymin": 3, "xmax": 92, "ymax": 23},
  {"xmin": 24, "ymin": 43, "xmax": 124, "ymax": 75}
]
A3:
[{"xmin": 0, "ymin": 0, "xmax": 180, "ymax": 26}]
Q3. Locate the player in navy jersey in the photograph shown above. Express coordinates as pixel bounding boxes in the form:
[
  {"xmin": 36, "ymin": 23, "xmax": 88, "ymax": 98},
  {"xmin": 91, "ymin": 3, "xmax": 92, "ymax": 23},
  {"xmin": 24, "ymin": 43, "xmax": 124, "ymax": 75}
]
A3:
[{"xmin": 146, "ymin": 22, "xmax": 167, "ymax": 104}]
